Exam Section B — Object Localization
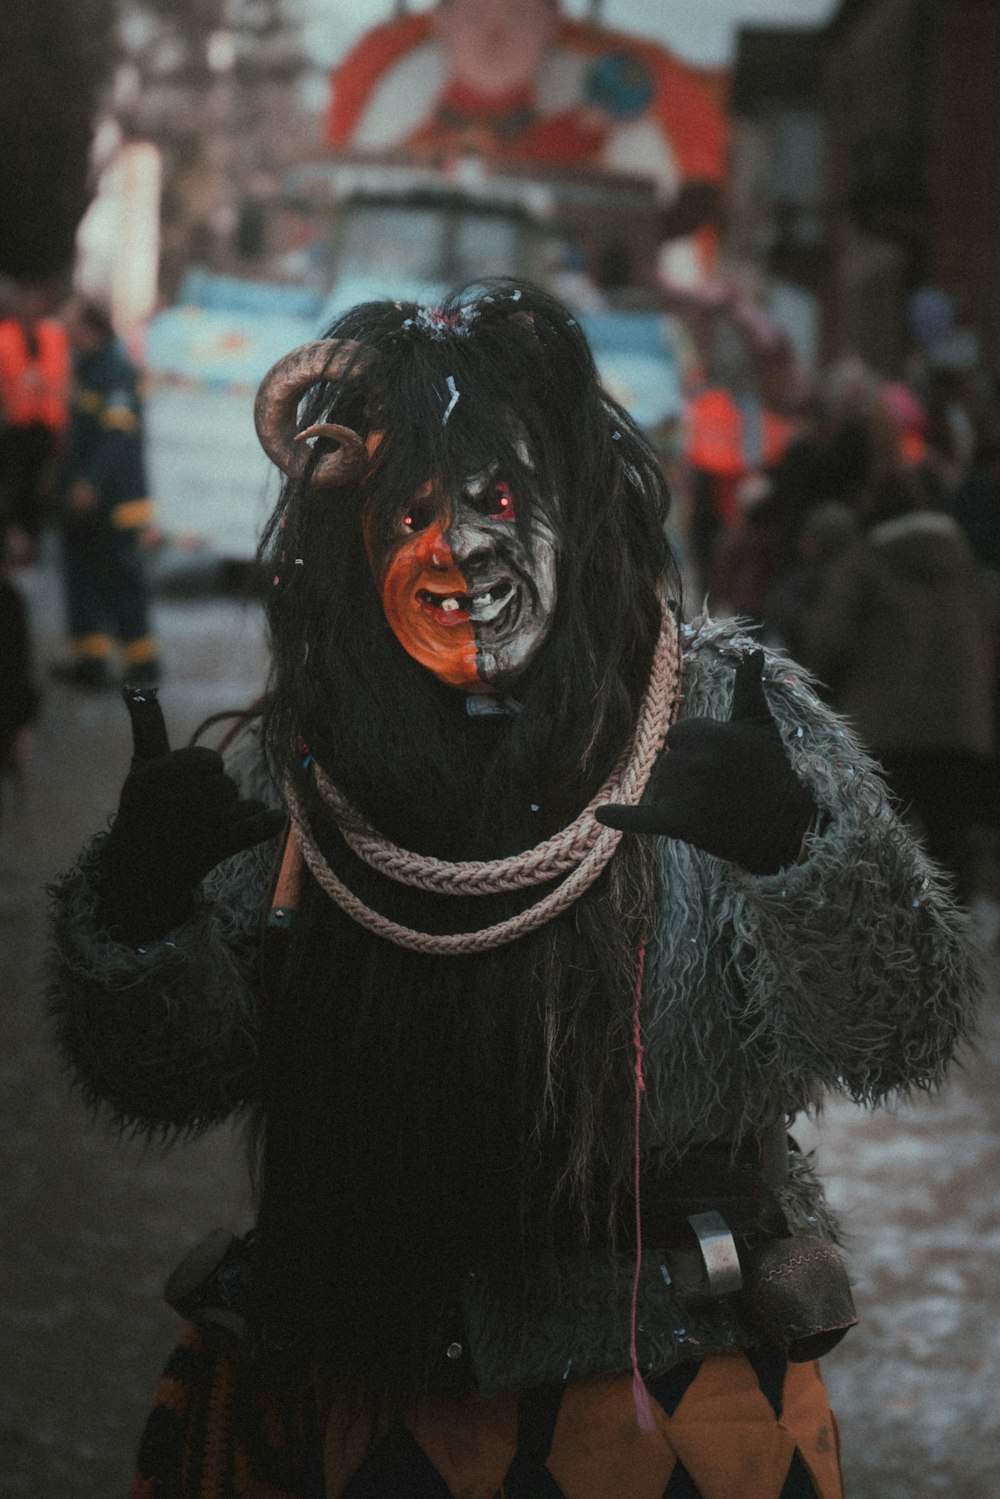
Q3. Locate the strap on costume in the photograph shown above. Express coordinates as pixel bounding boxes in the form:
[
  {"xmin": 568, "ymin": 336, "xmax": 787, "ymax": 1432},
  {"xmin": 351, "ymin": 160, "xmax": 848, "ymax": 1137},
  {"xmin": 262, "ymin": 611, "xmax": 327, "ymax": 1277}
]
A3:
[
  {"xmin": 258, "ymin": 821, "xmax": 302, "ymax": 1007},
  {"xmin": 635, "ymin": 1126, "xmax": 788, "ymax": 1246},
  {"xmin": 267, "ymin": 820, "xmax": 303, "ymax": 931}
]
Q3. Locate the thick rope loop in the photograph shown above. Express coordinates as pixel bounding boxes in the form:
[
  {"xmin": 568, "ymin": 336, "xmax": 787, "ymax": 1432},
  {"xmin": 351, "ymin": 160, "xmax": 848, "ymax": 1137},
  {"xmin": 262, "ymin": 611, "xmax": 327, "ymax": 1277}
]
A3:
[
  {"xmin": 313, "ymin": 606, "xmax": 679, "ymax": 895},
  {"xmin": 286, "ymin": 603, "xmax": 681, "ymax": 954},
  {"xmin": 286, "ymin": 785, "xmax": 625, "ymax": 955}
]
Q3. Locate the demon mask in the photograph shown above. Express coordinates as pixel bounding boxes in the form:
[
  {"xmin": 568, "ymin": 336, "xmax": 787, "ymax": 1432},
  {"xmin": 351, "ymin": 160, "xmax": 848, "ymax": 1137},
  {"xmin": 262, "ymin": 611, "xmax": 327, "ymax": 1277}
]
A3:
[{"xmin": 368, "ymin": 457, "xmax": 558, "ymax": 692}]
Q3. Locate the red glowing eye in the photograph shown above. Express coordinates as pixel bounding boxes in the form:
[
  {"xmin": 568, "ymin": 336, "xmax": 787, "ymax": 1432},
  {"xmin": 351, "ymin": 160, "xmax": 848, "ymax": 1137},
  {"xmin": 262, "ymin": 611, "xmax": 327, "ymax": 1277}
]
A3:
[
  {"xmin": 490, "ymin": 481, "xmax": 516, "ymax": 520},
  {"xmin": 402, "ymin": 504, "xmax": 434, "ymax": 534}
]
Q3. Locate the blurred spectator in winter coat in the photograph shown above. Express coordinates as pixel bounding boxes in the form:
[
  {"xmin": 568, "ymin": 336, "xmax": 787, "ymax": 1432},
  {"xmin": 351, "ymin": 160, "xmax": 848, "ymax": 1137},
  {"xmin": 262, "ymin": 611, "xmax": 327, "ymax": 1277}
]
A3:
[
  {"xmin": 800, "ymin": 466, "xmax": 996, "ymax": 899},
  {"xmin": 684, "ymin": 386, "xmax": 747, "ymax": 595},
  {"xmin": 877, "ymin": 382, "xmax": 928, "ymax": 470},
  {"xmin": 761, "ymin": 502, "xmax": 859, "ymax": 668},
  {"xmin": 872, "ymin": 380, "xmax": 948, "ymax": 513},
  {"xmin": 947, "ymin": 415, "xmax": 1000, "ymax": 575},
  {"xmin": 744, "ymin": 358, "xmax": 877, "ymax": 584},
  {"xmin": 923, "ymin": 366, "xmax": 978, "ymax": 493},
  {"xmin": 810, "ymin": 356, "xmax": 879, "ymax": 506},
  {"xmin": 706, "ymin": 471, "xmax": 784, "ymax": 625}
]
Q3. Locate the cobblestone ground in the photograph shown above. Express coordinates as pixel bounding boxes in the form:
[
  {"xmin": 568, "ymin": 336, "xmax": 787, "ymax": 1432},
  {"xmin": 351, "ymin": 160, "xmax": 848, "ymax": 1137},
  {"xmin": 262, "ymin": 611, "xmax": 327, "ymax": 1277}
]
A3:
[{"xmin": 2, "ymin": 558, "xmax": 998, "ymax": 1498}]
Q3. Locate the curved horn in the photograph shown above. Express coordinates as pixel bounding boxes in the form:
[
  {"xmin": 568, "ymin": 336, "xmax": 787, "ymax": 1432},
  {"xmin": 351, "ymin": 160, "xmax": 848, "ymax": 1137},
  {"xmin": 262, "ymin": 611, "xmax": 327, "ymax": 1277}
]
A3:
[{"xmin": 254, "ymin": 339, "xmax": 368, "ymax": 488}]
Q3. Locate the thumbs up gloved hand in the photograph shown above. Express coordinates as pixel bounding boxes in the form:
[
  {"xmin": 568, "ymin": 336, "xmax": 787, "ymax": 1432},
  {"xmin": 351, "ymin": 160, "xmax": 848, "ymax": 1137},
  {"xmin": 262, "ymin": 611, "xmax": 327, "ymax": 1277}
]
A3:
[
  {"xmin": 99, "ymin": 687, "xmax": 286, "ymax": 943},
  {"xmin": 596, "ymin": 651, "xmax": 815, "ymax": 876}
]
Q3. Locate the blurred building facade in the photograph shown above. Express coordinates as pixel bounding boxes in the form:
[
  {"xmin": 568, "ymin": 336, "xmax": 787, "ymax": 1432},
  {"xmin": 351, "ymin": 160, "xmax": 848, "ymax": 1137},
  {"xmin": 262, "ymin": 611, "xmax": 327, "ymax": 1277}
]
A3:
[
  {"xmin": 725, "ymin": 0, "xmax": 1000, "ymax": 377},
  {"xmin": 103, "ymin": 0, "xmax": 315, "ymax": 300},
  {"xmin": 724, "ymin": 26, "xmax": 826, "ymax": 372}
]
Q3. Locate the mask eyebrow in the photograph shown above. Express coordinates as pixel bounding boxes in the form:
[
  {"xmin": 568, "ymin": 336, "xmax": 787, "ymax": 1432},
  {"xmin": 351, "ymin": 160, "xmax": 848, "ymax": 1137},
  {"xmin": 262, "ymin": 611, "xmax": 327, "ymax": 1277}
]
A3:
[{"xmin": 462, "ymin": 461, "xmax": 500, "ymax": 499}]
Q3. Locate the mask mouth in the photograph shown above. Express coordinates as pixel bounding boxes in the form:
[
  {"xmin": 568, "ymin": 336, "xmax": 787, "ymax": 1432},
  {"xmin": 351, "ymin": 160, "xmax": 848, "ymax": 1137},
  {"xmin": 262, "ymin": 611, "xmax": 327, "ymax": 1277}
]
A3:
[{"xmin": 416, "ymin": 577, "xmax": 517, "ymax": 629}]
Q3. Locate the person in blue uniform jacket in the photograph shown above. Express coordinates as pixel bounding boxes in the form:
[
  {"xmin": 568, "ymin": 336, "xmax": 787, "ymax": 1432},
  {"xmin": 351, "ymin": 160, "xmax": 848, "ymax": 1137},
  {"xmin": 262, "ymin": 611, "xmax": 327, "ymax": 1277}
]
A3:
[{"xmin": 51, "ymin": 295, "xmax": 161, "ymax": 689}]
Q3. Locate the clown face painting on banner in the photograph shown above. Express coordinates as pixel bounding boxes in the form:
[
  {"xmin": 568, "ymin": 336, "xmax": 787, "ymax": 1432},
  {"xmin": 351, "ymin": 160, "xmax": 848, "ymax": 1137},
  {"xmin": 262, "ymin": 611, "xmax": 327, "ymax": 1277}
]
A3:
[{"xmin": 325, "ymin": 0, "xmax": 728, "ymax": 282}]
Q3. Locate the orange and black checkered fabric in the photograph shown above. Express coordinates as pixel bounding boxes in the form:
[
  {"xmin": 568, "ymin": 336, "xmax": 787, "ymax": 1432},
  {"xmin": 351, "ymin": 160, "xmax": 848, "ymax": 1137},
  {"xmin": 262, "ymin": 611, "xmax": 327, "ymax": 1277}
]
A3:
[
  {"xmin": 131, "ymin": 1330, "xmax": 843, "ymax": 1499},
  {"xmin": 326, "ymin": 1352, "xmax": 843, "ymax": 1499},
  {"xmin": 129, "ymin": 1327, "xmax": 325, "ymax": 1499}
]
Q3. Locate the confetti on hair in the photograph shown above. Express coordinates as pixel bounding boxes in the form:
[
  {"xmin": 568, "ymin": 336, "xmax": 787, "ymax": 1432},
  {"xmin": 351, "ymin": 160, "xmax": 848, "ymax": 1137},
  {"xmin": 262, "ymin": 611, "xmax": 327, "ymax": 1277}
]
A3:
[
  {"xmin": 414, "ymin": 304, "xmax": 478, "ymax": 339},
  {"xmin": 442, "ymin": 375, "xmax": 460, "ymax": 425}
]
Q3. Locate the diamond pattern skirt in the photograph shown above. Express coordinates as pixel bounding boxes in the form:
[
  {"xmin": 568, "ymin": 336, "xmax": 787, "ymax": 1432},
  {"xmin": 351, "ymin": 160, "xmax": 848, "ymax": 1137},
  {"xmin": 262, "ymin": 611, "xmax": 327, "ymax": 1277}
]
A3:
[{"xmin": 131, "ymin": 1329, "xmax": 843, "ymax": 1499}]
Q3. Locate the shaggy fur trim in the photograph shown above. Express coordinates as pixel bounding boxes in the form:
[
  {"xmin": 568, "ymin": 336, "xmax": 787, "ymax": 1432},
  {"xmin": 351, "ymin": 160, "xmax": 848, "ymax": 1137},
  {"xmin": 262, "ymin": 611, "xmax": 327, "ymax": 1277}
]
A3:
[
  {"xmin": 42, "ymin": 622, "xmax": 980, "ymax": 1388},
  {"xmin": 641, "ymin": 619, "xmax": 980, "ymax": 1150},
  {"xmin": 45, "ymin": 830, "xmax": 275, "ymax": 1137},
  {"xmin": 777, "ymin": 1139, "xmax": 843, "ymax": 1244}
]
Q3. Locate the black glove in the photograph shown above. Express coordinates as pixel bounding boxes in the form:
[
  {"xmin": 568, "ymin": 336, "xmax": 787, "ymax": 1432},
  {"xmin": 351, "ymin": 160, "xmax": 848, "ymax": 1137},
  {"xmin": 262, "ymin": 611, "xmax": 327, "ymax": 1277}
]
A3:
[
  {"xmin": 99, "ymin": 687, "xmax": 286, "ymax": 942},
  {"xmin": 596, "ymin": 650, "xmax": 814, "ymax": 875}
]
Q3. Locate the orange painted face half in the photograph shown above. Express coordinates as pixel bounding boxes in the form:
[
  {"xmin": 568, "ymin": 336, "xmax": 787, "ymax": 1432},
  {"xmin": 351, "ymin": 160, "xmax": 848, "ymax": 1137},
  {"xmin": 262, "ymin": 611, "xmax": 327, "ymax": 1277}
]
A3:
[{"xmin": 369, "ymin": 466, "xmax": 558, "ymax": 692}]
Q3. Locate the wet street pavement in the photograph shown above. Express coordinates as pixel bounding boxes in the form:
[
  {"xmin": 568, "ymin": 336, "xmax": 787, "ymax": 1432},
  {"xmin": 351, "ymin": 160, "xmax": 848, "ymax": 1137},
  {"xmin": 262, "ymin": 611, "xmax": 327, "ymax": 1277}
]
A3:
[{"xmin": 2, "ymin": 556, "xmax": 998, "ymax": 1498}]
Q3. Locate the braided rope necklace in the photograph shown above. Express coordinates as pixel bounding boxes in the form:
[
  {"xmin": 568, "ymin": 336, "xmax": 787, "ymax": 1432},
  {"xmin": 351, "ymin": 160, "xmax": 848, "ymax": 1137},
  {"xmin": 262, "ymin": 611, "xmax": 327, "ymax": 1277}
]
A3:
[{"xmin": 284, "ymin": 604, "xmax": 681, "ymax": 954}]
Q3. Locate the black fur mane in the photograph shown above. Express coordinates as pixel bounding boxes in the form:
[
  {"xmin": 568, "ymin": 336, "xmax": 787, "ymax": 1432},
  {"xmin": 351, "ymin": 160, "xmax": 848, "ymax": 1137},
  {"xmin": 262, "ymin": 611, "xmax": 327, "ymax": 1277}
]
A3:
[{"xmin": 251, "ymin": 280, "xmax": 682, "ymax": 1395}]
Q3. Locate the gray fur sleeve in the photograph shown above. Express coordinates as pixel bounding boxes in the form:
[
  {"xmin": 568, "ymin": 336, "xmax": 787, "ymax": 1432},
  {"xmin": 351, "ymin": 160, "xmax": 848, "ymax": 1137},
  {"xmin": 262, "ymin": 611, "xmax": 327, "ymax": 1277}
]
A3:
[
  {"xmin": 644, "ymin": 620, "xmax": 980, "ymax": 1141},
  {"xmin": 717, "ymin": 622, "xmax": 973, "ymax": 1094},
  {"xmin": 44, "ymin": 728, "xmax": 280, "ymax": 1137}
]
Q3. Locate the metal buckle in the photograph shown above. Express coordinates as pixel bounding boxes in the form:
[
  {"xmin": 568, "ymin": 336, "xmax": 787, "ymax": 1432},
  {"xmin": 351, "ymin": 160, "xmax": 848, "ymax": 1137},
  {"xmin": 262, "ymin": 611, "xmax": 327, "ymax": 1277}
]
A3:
[{"xmin": 687, "ymin": 1210, "xmax": 743, "ymax": 1297}]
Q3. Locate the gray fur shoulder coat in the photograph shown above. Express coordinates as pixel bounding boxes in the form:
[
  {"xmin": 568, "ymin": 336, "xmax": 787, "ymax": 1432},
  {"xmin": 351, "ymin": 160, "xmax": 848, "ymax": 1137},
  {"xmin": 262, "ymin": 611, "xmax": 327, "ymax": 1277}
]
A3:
[{"xmin": 45, "ymin": 618, "xmax": 980, "ymax": 1389}]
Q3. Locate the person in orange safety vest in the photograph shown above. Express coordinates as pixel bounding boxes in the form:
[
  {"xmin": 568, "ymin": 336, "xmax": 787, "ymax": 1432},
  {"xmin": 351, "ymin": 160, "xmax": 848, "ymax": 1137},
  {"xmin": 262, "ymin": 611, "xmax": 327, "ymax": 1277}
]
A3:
[{"xmin": 0, "ymin": 281, "xmax": 71, "ymax": 558}]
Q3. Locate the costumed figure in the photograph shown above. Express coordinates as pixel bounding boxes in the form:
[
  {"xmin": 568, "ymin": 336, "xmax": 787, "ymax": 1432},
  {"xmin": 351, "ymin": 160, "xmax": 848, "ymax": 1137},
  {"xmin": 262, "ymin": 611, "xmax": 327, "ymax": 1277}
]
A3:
[
  {"xmin": 50, "ymin": 296, "xmax": 161, "ymax": 690},
  {"xmin": 47, "ymin": 282, "xmax": 979, "ymax": 1499}
]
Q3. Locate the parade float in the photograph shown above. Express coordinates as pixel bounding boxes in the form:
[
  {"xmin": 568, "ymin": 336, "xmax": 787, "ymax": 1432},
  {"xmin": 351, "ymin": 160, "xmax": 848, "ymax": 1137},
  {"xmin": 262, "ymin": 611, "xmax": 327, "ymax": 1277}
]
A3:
[
  {"xmin": 146, "ymin": 1, "xmax": 731, "ymax": 423},
  {"xmin": 142, "ymin": 2, "xmax": 813, "ymax": 569}
]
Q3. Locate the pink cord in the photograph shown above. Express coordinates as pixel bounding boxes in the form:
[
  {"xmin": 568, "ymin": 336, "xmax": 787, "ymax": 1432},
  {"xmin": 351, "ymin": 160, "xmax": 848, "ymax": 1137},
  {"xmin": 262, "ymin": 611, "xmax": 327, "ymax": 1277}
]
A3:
[{"xmin": 630, "ymin": 943, "xmax": 656, "ymax": 1433}]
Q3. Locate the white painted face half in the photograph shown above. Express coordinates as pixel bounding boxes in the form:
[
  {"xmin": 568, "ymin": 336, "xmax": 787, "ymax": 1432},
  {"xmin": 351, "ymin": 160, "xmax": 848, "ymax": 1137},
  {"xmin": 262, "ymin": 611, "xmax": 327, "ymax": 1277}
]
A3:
[{"xmin": 446, "ymin": 465, "xmax": 559, "ymax": 689}]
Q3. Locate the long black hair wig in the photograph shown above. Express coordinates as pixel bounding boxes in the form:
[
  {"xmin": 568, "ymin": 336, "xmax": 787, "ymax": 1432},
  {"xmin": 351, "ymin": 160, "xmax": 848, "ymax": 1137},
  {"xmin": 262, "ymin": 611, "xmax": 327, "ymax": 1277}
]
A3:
[{"xmin": 252, "ymin": 280, "xmax": 683, "ymax": 1397}]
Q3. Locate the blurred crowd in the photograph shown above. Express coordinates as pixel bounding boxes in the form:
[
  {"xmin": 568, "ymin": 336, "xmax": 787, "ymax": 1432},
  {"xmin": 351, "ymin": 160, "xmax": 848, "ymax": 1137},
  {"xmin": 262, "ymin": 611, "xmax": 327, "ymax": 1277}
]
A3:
[
  {"xmin": 0, "ymin": 277, "xmax": 160, "ymax": 818},
  {"xmin": 676, "ymin": 345, "xmax": 1000, "ymax": 912}
]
